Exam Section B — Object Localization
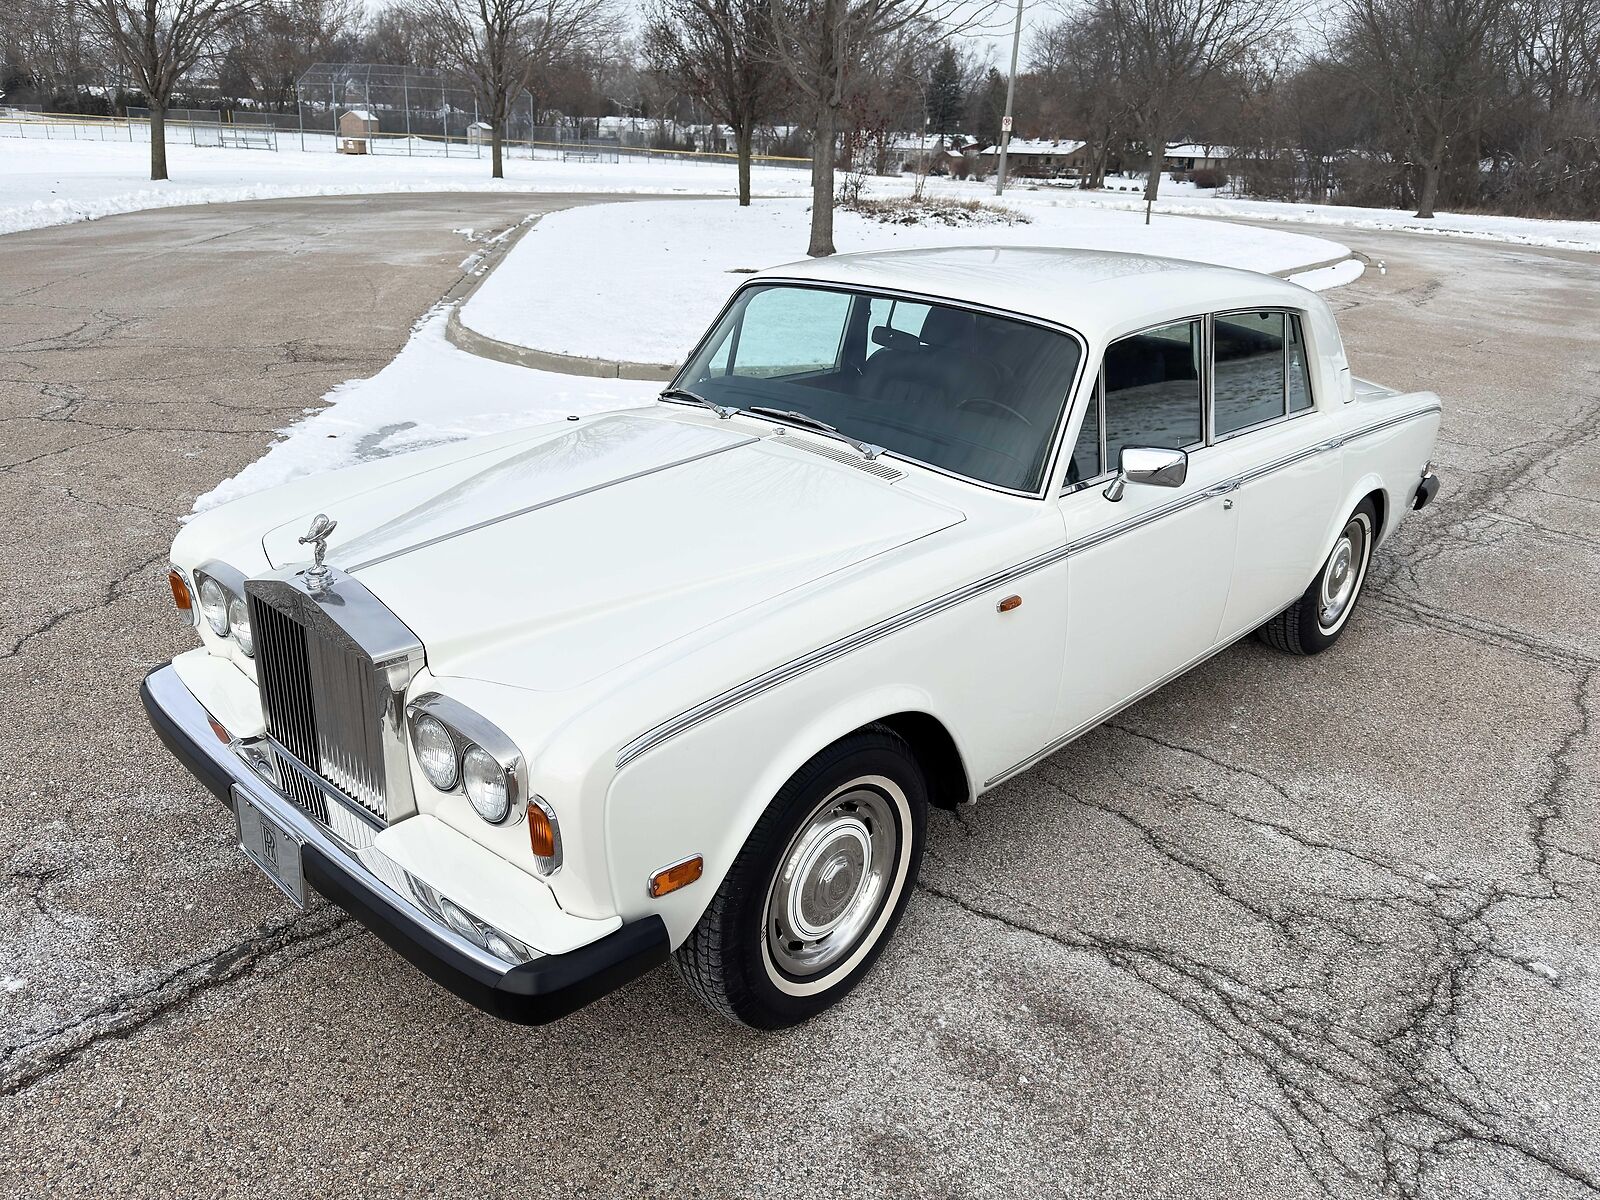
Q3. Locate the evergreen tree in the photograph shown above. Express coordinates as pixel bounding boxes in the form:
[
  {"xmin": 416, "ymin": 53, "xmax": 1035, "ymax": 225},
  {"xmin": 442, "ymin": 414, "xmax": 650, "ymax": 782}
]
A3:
[
  {"xmin": 925, "ymin": 45, "xmax": 964, "ymax": 137},
  {"xmin": 973, "ymin": 66, "xmax": 1006, "ymax": 147}
]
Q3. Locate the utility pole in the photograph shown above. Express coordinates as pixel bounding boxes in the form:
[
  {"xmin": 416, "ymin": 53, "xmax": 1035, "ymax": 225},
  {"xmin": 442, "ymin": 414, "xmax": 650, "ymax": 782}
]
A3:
[{"xmin": 994, "ymin": 0, "xmax": 1024, "ymax": 196}]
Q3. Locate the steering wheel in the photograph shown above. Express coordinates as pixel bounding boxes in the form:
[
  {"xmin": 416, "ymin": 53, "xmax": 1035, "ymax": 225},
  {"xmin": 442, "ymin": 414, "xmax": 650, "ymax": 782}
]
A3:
[{"xmin": 957, "ymin": 397, "xmax": 1032, "ymax": 426}]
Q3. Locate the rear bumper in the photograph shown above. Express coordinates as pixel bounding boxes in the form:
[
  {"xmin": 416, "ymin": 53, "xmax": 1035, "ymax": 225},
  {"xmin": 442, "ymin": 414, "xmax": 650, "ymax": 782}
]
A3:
[
  {"xmin": 141, "ymin": 663, "xmax": 668, "ymax": 1024},
  {"xmin": 1413, "ymin": 470, "xmax": 1440, "ymax": 511}
]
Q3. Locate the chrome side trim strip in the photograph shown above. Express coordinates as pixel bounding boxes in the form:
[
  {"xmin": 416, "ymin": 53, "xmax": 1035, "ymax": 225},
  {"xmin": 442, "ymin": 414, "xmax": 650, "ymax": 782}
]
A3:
[{"xmin": 614, "ymin": 403, "xmax": 1442, "ymax": 771}]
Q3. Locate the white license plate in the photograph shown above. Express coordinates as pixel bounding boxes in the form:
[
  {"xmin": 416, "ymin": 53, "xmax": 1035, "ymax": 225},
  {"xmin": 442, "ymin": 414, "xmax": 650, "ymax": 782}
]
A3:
[{"xmin": 235, "ymin": 790, "xmax": 306, "ymax": 908}]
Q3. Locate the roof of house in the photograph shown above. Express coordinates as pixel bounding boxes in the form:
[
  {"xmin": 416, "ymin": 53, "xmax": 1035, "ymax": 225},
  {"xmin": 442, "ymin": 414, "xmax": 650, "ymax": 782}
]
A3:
[
  {"xmin": 750, "ymin": 246, "xmax": 1316, "ymax": 344},
  {"xmin": 344, "ymin": 109, "xmax": 376, "ymax": 122},
  {"xmin": 986, "ymin": 138, "xmax": 1087, "ymax": 156},
  {"xmin": 1165, "ymin": 143, "xmax": 1234, "ymax": 159}
]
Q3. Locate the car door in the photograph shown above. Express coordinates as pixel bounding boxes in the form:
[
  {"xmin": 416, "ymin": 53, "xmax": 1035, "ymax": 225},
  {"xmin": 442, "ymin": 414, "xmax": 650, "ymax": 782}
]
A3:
[
  {"xmin": 1208, "ymin": 310, "xmax": 1341, "ymax": 640},
  {"xmin": 1054, "ymin": 318, "xmax": 1240, "ymax": 734}
]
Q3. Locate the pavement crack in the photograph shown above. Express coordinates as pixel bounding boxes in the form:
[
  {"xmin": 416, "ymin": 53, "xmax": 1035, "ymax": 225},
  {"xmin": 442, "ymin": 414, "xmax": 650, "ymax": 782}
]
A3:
[{"xmin": 0, "ymin": 907, "xmax": 356, "ymax": 1097}]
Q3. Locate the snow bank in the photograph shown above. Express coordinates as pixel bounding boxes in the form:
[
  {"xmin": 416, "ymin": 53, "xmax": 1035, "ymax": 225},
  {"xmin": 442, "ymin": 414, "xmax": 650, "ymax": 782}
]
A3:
[
  {"xmin": 195, "ymin": 304, "xmax": 656, "ymax": 511},
  {"xmin": 459, "ymin": 197, "xmax": 1352, "ymax": 364}
]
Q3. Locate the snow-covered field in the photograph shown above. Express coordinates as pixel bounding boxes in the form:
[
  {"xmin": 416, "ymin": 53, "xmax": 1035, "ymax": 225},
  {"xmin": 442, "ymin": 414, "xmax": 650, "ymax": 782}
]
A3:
[
  {"xmin": 0, "ymin": 132, "xmax": 809, "ymax": 236},
  {"xmin": 5, "ymin": 127, "xmax": 1600, "ymax": 254},
  {"xmin": 460, "ymin": 197, "xmax": 1354, "ymax": 364},
  {"xmin": 929, "ymin": 174, "xmax": 1600, "ymax": 252}
]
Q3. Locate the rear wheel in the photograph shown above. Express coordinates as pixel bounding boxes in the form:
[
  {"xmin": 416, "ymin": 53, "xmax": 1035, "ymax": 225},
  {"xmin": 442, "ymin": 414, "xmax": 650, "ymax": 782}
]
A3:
[
  {"xmin": 673, "ymin": 727, "xmax": 927, "ymax": 1029},
  {"xmin": 1258, "ymin": 499, "xmax": 1378, "ymax": 656}
]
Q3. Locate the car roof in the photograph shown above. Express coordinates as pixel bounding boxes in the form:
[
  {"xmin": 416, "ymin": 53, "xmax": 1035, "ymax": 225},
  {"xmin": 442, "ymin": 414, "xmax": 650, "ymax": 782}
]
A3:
[{"xmin": 750, "ymin": 246, "xmax": 1317, "ymax": 344}]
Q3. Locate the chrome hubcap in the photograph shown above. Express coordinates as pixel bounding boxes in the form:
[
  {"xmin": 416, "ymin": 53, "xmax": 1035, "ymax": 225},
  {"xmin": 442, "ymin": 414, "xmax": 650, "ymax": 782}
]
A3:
[
  {"xmin": 1318, "ymin": 516, "xmax": 1369, "ymax": 630},
  {"xmin": 765, "ymin": 784, "xmax": 897, "ymax": 978}
]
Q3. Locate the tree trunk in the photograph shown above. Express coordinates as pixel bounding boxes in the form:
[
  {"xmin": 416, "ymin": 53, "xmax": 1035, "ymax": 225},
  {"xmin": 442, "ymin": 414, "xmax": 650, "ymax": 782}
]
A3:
[
  {"xmin": 149, "ymin": 101, "xmax": 168, "ymax": 181},
  {"xmin": 1414, "ymin": 127, "xmax": 1445, "ymax": 218},
  {"xmin": 808, "ymin": 100, "xmax": 837, "ymax": 257},
  {"xmin": 736, "ymin": 122, "xmax": 753, "ymax": 207},
  {"xmin": 492, "ymin": 124, "xmax": 504, "ymax": 179}
]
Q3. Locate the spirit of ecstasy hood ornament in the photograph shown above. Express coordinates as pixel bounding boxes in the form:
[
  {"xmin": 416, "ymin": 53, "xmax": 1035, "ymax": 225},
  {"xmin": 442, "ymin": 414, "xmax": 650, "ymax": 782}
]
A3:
[{"xmin": 299, "ymin": 513, "xmax": 337, "ymax": 594}]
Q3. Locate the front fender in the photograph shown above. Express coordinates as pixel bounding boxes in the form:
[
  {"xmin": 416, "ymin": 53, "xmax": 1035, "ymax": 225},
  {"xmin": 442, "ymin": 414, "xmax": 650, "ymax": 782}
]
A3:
[{"xmin": 604, "ymin": 682, "xmax": 965, "ymax": 948}]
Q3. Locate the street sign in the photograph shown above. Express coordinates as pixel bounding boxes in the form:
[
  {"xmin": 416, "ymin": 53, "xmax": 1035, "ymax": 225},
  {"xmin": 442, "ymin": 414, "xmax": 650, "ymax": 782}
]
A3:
[{"xmin": 1001, "ymin": 116, "xmax": 1013, "ymax": 132}]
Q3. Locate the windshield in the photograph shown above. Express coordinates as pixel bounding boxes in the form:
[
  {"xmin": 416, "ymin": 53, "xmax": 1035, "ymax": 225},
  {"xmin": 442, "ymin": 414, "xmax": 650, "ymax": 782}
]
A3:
[{"xmin": 675, "ymin": 284, "xmax": 1084, "ymax": 493}]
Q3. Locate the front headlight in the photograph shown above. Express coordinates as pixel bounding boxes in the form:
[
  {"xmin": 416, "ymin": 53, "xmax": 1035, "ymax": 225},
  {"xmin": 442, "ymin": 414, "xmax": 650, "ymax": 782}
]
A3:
[
  {"xmin": 462, "ymin": 746, "xmax": 511, "ymax": 824},
  {"xmin": 412, "ymin": 714, "xmax": 459, "ymax": 791},
  {"xmin": 198, "ymin": 577, "xmax": 230, "ymax": 637},
  {"xmin": 226, "ymin": 595, "xmax": 253, "ymax": 656},
  {"xmin": 407, "ymin": 694, "xmax": 547, "ymax": 845}
]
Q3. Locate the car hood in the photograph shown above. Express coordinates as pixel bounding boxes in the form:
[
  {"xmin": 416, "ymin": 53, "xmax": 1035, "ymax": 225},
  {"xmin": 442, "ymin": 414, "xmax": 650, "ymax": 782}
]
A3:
[{"xmin": 262, "ymin": 412, "xmax": 964, "ymax": 691}]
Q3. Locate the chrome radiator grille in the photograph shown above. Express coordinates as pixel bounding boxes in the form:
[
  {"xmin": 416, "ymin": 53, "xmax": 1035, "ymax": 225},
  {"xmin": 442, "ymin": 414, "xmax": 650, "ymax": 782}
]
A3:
[{"xmin": 246, "ymin": 570, "xmax": 423, "ymax": 826}]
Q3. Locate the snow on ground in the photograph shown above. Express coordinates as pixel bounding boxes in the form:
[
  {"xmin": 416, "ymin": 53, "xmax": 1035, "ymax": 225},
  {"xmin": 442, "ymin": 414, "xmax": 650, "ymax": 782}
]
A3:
[
  {"xmin": 6, "ymin": 126, "xmax": 1600, "ymax": 255},
  {"xmin": 460, "ymin": 197, "xmax": 1352, "ymax": 364},
  {"xmin": 0, "ymin": 133, "xmax": 808, "ymax": 236},
  {"xmin": 194, "ymin": 303, "xmax": 656, "ymax": 511},
  {"xmin": 922, "ymin": 174, "xmax": 1600, "ymax": 253}
]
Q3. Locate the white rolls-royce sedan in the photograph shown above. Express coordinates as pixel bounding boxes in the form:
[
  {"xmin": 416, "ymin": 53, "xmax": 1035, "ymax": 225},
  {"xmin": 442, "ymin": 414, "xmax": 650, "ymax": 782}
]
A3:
[{"xmin": 144, "ymin": 247, "xmax": 1441, "ymax": 1029}]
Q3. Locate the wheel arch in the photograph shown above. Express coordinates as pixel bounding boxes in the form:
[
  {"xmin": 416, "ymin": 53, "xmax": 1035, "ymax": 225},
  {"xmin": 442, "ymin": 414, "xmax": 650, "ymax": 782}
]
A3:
[{"xmin": 605, "ymin": 683, "xmax": 973, "ymax": 947}]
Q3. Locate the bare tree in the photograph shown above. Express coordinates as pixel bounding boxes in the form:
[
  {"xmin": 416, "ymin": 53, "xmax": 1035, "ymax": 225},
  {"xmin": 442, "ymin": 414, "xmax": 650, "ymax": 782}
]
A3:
[
  {"xmin": 1095, "ymin": 0, "xmax": 1286, "ymax": 216},
  {"xmin": 412, "ymin": 0, "xmax": 619, "ymax": 178},
  {"xmin": 81, "ymin": 0, "xmax": 270, "ymax": 179},
  {"xmin": 769, "ymin": 0, "xmax": 989, "ymax": 256},
  {"xmin": 1032, "ymin": 8, "xmax": 1132, "ymax": 189},
  {"xmin": 3, "ymin": 0, "xmax": 108, "ymax": 110},
  {"xmin": 643, "ymin": 0, "xmax": 786, "ymax": 205},
  {"xmin": 1333, "ymin": 0, "xmax": 1506, "ymax": 217}
]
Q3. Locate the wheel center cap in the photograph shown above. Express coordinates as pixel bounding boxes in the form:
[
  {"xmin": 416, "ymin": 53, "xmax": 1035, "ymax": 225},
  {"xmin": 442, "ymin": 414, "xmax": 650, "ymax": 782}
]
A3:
[{"xmin": 791, "ymin": 823, "xmax": 871, "ymax": 937}]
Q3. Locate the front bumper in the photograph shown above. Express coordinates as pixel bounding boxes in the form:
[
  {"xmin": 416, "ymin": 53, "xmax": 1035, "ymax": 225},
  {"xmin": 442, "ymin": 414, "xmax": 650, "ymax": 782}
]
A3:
[{"xmin": 141, "ymin": 663, "xmax": 668, "ymax": 1024}]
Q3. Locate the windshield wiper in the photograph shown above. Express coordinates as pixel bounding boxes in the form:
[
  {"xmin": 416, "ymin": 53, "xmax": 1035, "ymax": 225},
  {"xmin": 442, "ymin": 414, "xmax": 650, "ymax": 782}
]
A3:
[
  {"xmin": 660, "ymin": 387, "xmax": 737, "ymax": 418},
  {"xmin": 747, "ymin": 406, "xmax": 837, "ymax": 433}
]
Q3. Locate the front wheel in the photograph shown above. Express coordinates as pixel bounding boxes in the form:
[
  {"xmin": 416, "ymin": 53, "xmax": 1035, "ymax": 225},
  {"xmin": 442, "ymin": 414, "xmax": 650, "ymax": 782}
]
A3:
[
  {"xmin": 673, "ymin": 727, "xmax": 927, "ymax": 1029},
  {"xmin": 1257, "ymin": 498, "xmax": 1378, "ymax": 656}
]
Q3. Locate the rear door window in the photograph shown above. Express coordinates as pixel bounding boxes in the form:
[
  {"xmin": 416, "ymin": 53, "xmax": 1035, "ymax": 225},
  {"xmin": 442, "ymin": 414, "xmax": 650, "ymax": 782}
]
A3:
[{"xmin": 1214, "ymin": 311, "xmax": 1287, "ymax": 436}]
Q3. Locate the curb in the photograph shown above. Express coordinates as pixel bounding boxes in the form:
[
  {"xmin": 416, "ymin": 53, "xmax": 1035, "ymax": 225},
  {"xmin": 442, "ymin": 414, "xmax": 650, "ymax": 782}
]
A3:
[
  {"xmin": 1274, "ymin": 253, "xmax": 1359, "ymax": 280},
  {"xmin": 446, "ymin": 306, "xmax": 678, "ymax": 381}
]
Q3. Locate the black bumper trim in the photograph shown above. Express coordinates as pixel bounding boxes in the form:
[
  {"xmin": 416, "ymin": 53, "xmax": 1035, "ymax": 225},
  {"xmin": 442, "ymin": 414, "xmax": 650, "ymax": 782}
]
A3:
[
  {"xmin": 141, "ymin": 666, "xmax": 669, "ymax": 1025},
  {"xmin": 1413, "ymin": 471, "xmax": 1440, "ymax": 511}
]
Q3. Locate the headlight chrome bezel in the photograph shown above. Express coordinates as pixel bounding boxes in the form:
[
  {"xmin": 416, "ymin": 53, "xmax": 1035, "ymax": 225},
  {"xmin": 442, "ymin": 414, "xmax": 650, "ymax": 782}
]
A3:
[
  {"xmin": 193, "ymin": 562, "xmax": 253, "ymax": 655},
  {"xmin": 405, "ymin": 695, "xmax": 557, "ymax": 869}
]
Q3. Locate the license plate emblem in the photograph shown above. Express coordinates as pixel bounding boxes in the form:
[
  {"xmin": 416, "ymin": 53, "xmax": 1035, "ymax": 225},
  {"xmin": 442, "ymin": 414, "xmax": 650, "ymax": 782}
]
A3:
[{"xmin": 235, "ymin": 790, "xmax": 307, "ymax": 908}]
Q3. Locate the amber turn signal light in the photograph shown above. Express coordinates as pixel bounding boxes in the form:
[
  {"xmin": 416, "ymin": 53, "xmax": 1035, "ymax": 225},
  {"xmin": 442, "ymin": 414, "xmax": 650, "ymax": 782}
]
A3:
[
  {"xmin": 997, "ymin": 594, "xmax": 1022, "ymax": 613},
  {"xmin": 169, "ymin": 568, "xmax": 193, "ymax": 612},
  {"xmin": 649, "ymin": 856, "xmax": 704, "ymax": 898},
  {"xmin": 528, "ymin": 804, "xmax": 557, "ymax": 860}
]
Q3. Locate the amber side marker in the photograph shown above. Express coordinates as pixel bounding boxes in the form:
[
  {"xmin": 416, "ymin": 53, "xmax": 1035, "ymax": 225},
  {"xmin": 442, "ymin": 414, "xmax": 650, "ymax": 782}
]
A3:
[
  {"xmin": 207, "ymin": 715, "xmax": 231, "ymax": 744},
  {"xmin": 997, "ymin": 594, "xmax": 1023, "ymax": 613},
  {"xmin": 649, "ymin": 856, "xmax": 704, "ymax": 898},
  {"xmin": 169, "ymin": 569, "xmax": 193, "ymax": 612},
  {"xmin": 529, "ymin": 806, "xmax": 557, "ymax": 860}
]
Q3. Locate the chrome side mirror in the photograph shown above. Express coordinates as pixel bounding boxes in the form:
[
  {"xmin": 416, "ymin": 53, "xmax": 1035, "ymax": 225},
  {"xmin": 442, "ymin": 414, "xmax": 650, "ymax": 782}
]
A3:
[{"xmin": 1103, "ymin": 446, "xmax": 1188, "ymax": 502}]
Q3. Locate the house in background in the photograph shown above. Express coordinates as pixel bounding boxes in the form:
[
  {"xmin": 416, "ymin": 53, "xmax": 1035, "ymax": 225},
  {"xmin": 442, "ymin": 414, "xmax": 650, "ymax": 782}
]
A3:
[
  {"xmin": 1162, "ymin": 143, "xmax": 1233, "ymax": 174},
  {"xmin": 979, "ymin": 137, "xmax": 1089, "ymax": 178}
]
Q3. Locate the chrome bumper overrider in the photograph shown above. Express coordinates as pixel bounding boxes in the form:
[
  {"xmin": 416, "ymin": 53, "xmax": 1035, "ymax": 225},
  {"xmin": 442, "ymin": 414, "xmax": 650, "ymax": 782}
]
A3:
[{"xmin": 141, "ymin": 663, "xmax": 668, "ymax": 1024}]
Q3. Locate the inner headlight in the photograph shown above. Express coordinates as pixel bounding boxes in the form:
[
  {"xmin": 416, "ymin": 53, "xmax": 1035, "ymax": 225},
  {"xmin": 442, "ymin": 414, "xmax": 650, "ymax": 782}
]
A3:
[
  {"xmin": 412, "ymin": 714, "xmax": 459, "ymax": 791},
  {"xmin": 226, "ymin": 595, "xmax": 253, "ymax": 656},
  {"xmin": 463, "ymin": 746, "xmax": 511, "ymax": 824},
  {"xmin": 198, "ymin": 577, "xmax": 230, "ymax": 637}
]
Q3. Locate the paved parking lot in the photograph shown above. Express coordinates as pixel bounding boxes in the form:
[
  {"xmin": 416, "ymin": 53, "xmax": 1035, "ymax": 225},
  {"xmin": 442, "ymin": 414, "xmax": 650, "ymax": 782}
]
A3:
[{"xmin": 1, "ymin": 195, "xmax": 1596, "ymax": 1199}]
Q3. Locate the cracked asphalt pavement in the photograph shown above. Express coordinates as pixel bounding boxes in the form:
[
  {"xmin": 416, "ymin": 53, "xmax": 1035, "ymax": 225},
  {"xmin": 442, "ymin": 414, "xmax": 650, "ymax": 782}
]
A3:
[{"xmin": 1, "ymin": 196, "xmax": 1597, "ymax": 1199}]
